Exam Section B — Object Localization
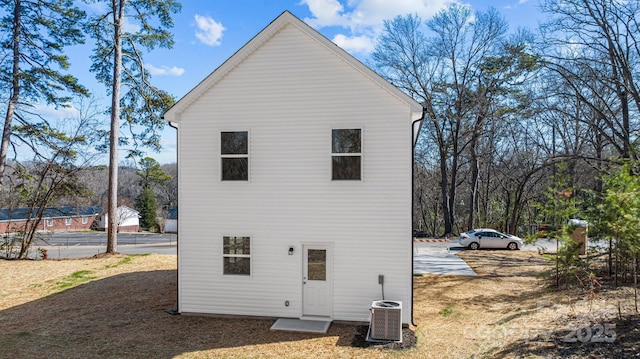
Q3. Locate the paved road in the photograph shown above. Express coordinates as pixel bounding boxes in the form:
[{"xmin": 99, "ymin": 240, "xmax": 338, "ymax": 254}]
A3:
[{"xmin": 34, "ymin": 232, "xmax": 177, "ymax": 259}]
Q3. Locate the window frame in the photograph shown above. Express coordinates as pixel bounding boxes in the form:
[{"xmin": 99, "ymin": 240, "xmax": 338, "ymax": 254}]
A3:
[
  {"xmin": 220, "ymin": 131, "xmax": 250, "ymax": 181},
  {"xmin": 65, "ymin": 218, "xmax": 72, "ymax": 226},
  {"xmin": 222, "ymin": 236, "xmax": 251, "ymax": 276},
  {"xmin": 331, "ymin": 128, "xmax": 362, "ymax": 181},
  {"xmin": 46, "ymin": 219, "xmax": 54, "ymax": 227},
  {"xmin": 82, "ymin": 216, "xmax": 88, "ymax": 224}
]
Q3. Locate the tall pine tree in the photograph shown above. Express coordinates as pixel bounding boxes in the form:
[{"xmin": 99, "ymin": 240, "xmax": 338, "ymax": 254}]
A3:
[
  {"xmin": 136, "ymin": 186, "xmax": 158, "ymax": 231},
  {"xmin": 0, "ymin": 0, "xmax": 88, "ymax": 186},
  {"xmin": 85, "ymin": 0, "xmax": 180, "ymax": 252},
  {"xmin": 136, "ymin": 157, "xmax": 170, "ymax": 231}
]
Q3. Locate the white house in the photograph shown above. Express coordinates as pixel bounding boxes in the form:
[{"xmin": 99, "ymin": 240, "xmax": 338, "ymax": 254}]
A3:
[
  {"xmin": 95, "ymin": 205, "xmax": 140, "ymax": 232},
  {"xmin": 164, "ymin": 11, "xmax": 423, "ymax": 324},
  {"xmin": 163, "ymin": 208, "xmax": 177, "ymax": 233}
]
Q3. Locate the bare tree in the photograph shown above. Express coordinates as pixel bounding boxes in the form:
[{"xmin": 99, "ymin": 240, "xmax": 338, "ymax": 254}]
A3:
[
  {"xmin": 373, "ymin": 5, "xmax": 516, "ymax": 235},
  {"xmin": 540, "ymin": 0, "xmax": 640, "ymax": 160},
  {"xmin": 2, "ymin": 101, "xmax": 101, "ymax": 258}
]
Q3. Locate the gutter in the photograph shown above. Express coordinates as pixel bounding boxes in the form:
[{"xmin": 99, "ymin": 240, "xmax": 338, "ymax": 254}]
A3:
[
  {"xmin": 166, "ymin": 119, "xmax": 180, "ymax": 315},
  {"xmin": 411, "ymin": 108, "xmax": 425, "ymax": 327}
]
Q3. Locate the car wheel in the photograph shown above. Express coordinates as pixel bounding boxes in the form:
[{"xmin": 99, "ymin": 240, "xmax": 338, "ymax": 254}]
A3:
[
  {"xmin": 507, "ymin": 242, "xmax": 518, "ymax": 250},
  {"xmin": 469, "ymin": 242, "xmax": 479, "ymax": 250}
]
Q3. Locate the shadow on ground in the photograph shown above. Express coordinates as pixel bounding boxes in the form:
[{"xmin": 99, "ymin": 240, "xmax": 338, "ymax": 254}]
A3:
[{"xmin": 1, "ymin": 269, "xmax": 395, "ymax": 358}]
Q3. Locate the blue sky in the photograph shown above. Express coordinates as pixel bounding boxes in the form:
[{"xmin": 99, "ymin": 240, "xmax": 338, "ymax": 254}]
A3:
[{"xmin": 41, "ymin": 0, "xmax": 544, "ymax": 164}]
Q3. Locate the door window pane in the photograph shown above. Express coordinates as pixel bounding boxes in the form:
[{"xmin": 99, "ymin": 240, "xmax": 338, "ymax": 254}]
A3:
[{"xmin": 307, "ymin": 249, "xmax": 326, "ymax": 281}]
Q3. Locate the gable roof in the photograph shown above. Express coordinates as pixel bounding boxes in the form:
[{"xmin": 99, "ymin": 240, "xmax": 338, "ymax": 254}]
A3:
[
  {"xmin": 164, "ymin": 10, "xmax": 423, "ymax": 123},
  {"xmin": 0, "ymin": 206, "xmax": 102, "ymax": 222}
]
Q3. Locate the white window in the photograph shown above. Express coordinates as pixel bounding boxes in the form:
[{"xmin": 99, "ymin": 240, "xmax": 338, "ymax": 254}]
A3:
[
  {"xmin": 221, "ymin": 131, "xmax": 249, "ymax": 181},
  {"xmin": 46, "ymin": 219, "xmax": 53, "ymax": 227},
  {"xmin": 65, "ymin": 218, "xmax": 72, "ymax": 225},
  {"xmin": 223, "ymin": 236, "xmax": 251, "ymax": 275},
  {"xmin": 82, "ymin": 217, "xmax": 88, "ymax": 224},
  {"xmin": 332, "ymin": 129, "xmax": 361, "ymax": 180}
]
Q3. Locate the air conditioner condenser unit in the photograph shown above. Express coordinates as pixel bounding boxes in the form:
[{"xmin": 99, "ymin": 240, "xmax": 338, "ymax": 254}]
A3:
[{"xmin": 369, "ymin": 300, "xmax": 402, "ymax": 342}]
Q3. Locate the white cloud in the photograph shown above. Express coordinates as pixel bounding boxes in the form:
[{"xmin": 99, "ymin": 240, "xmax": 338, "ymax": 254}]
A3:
[
  {"xmin": 31, "ymin": 103, "xmax": 80, "ymax": 120},
  {"xmin": 123, "ymin": 16, "xmax": 141, "ymax": 33},
  {"xmin": 194, "ymin": 14, "xmax": 225, "ymax": 46},
  {"xmin": 302, "ymin": 0, "xmax": 457, "ymax": 29},
  {"xmin": 303, "ymin": 0, "xmax": 348, "ymax": 27},
  {"xmin": 301, "ymin": 0, "xmax": 457, "ymax": 55},
  {"xmin": 332, "ymin": 34, "xmax": 375, "ymax": 54},
  {"xmin": 146, "ymin": 64, "xmax": 185, "ymax": 77}
]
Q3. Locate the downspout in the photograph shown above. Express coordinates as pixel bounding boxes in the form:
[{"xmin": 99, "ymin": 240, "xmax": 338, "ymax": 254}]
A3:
[
  {"xmin": 411, "ymin": 108, "xmax": 425, "ymax": 327},
  {"xmin": 166, "ymin": 118, "xmax": 180, "ymax": 315}
]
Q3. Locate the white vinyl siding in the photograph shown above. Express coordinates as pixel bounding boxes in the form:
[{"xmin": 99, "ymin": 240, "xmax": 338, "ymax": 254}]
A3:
[{"xmin": 171, "ymin": 16, "xmax": 418, "ymax": 323}]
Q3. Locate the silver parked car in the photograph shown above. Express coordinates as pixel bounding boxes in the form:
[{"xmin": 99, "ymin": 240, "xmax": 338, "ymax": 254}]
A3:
[{"xmin": 458, "ymin": 228, "xmax": 523, "ymax": 250}]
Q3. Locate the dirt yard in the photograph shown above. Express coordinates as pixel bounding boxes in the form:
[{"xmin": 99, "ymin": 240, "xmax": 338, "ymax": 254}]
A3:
[{"xmin": 0, "ymin": 252, "xmax": 638, "ymax": 358}]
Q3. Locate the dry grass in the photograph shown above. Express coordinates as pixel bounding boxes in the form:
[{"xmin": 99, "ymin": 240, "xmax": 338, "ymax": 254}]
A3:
[{"xmin": 0, "ymin": 251, "xmax": 637, "ymax": 358}]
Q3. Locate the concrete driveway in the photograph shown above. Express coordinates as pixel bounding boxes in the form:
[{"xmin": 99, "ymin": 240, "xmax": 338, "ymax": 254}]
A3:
[
  {"xmin": 413, "ymin": 239, "xmax": 476, "ymax": 276},
  {"xmin": 412, "ymin": 236, "xmax": 579, "ymax": 276},
  {"xmin": 414, "ymin": 249, "xmax": 476, "ymax": 276}
]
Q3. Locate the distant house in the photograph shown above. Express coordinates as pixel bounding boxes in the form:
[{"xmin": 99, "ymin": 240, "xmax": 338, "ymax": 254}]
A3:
[
  {"xmin": 164, "ymin": 12, "xmax": 423, "ymax": 324},
  {"xmin": 0, "ymin": 206, "xmax": 101, "ymax": 233},
  {"xmin": 95, "ymin": 206, "xmax": 140, "ymax": 232},
  {"xmin": 163, "ymin": 208, "xmax": 177, "ymax": 233}
]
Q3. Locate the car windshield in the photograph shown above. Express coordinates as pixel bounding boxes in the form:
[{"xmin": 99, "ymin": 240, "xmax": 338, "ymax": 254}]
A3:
[{"xmin": 465, "ymin": 230, "xmax": 478, "ymax": 235}]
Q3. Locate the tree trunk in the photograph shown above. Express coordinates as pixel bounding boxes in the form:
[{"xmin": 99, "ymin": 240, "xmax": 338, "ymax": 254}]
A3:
[
  {"xmin": 439, "ymin": 149, "xmax": 452, "ymax": 236},
  {"xmin": 0, "ymin": 0, "xmax": 21, "ymax": 186},
  {"xmin": 620, "ymin": 90, "xmax": 630, "ymax": 159},
  {"xmin": 467, "ymin": 136, "xmax": 479, "ymax": 230},
  {"xmin": 447, "ymin": 121, "xmax": 461, "ymax": 236},
  {"xmin": 634, "ymin": 253, "xmax": 638, "ymax": 312},
  {"xmin": 106, "ymin": 2, "xmax": 124, "ymax": 254},
  {"xmin": 608, "ymin": 238, "xmax": 613, "ymax": 277}
]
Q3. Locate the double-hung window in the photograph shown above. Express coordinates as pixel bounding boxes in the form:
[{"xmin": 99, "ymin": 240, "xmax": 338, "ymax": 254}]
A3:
[
  {"xmin": 331, "ymin": 129, "xmax": 361, "ymax": 180},
  {"xmin": 221, "ymin": 131, "xmax": 249, "ymax": 181},
  {"xmin": 223, "ymin": 236, "xmax": 251, "ymax": 275}
]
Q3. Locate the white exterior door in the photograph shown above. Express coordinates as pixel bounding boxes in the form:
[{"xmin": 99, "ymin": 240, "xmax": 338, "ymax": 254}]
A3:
[{"xmin": 302, "ymin": 244, "xmax": 332, "ymax": 318}]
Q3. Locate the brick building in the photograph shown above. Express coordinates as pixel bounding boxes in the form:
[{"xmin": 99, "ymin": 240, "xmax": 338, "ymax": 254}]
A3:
[{"xmin": 0, "ymin": 206, "xmax": 101, "ymax": 233}]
